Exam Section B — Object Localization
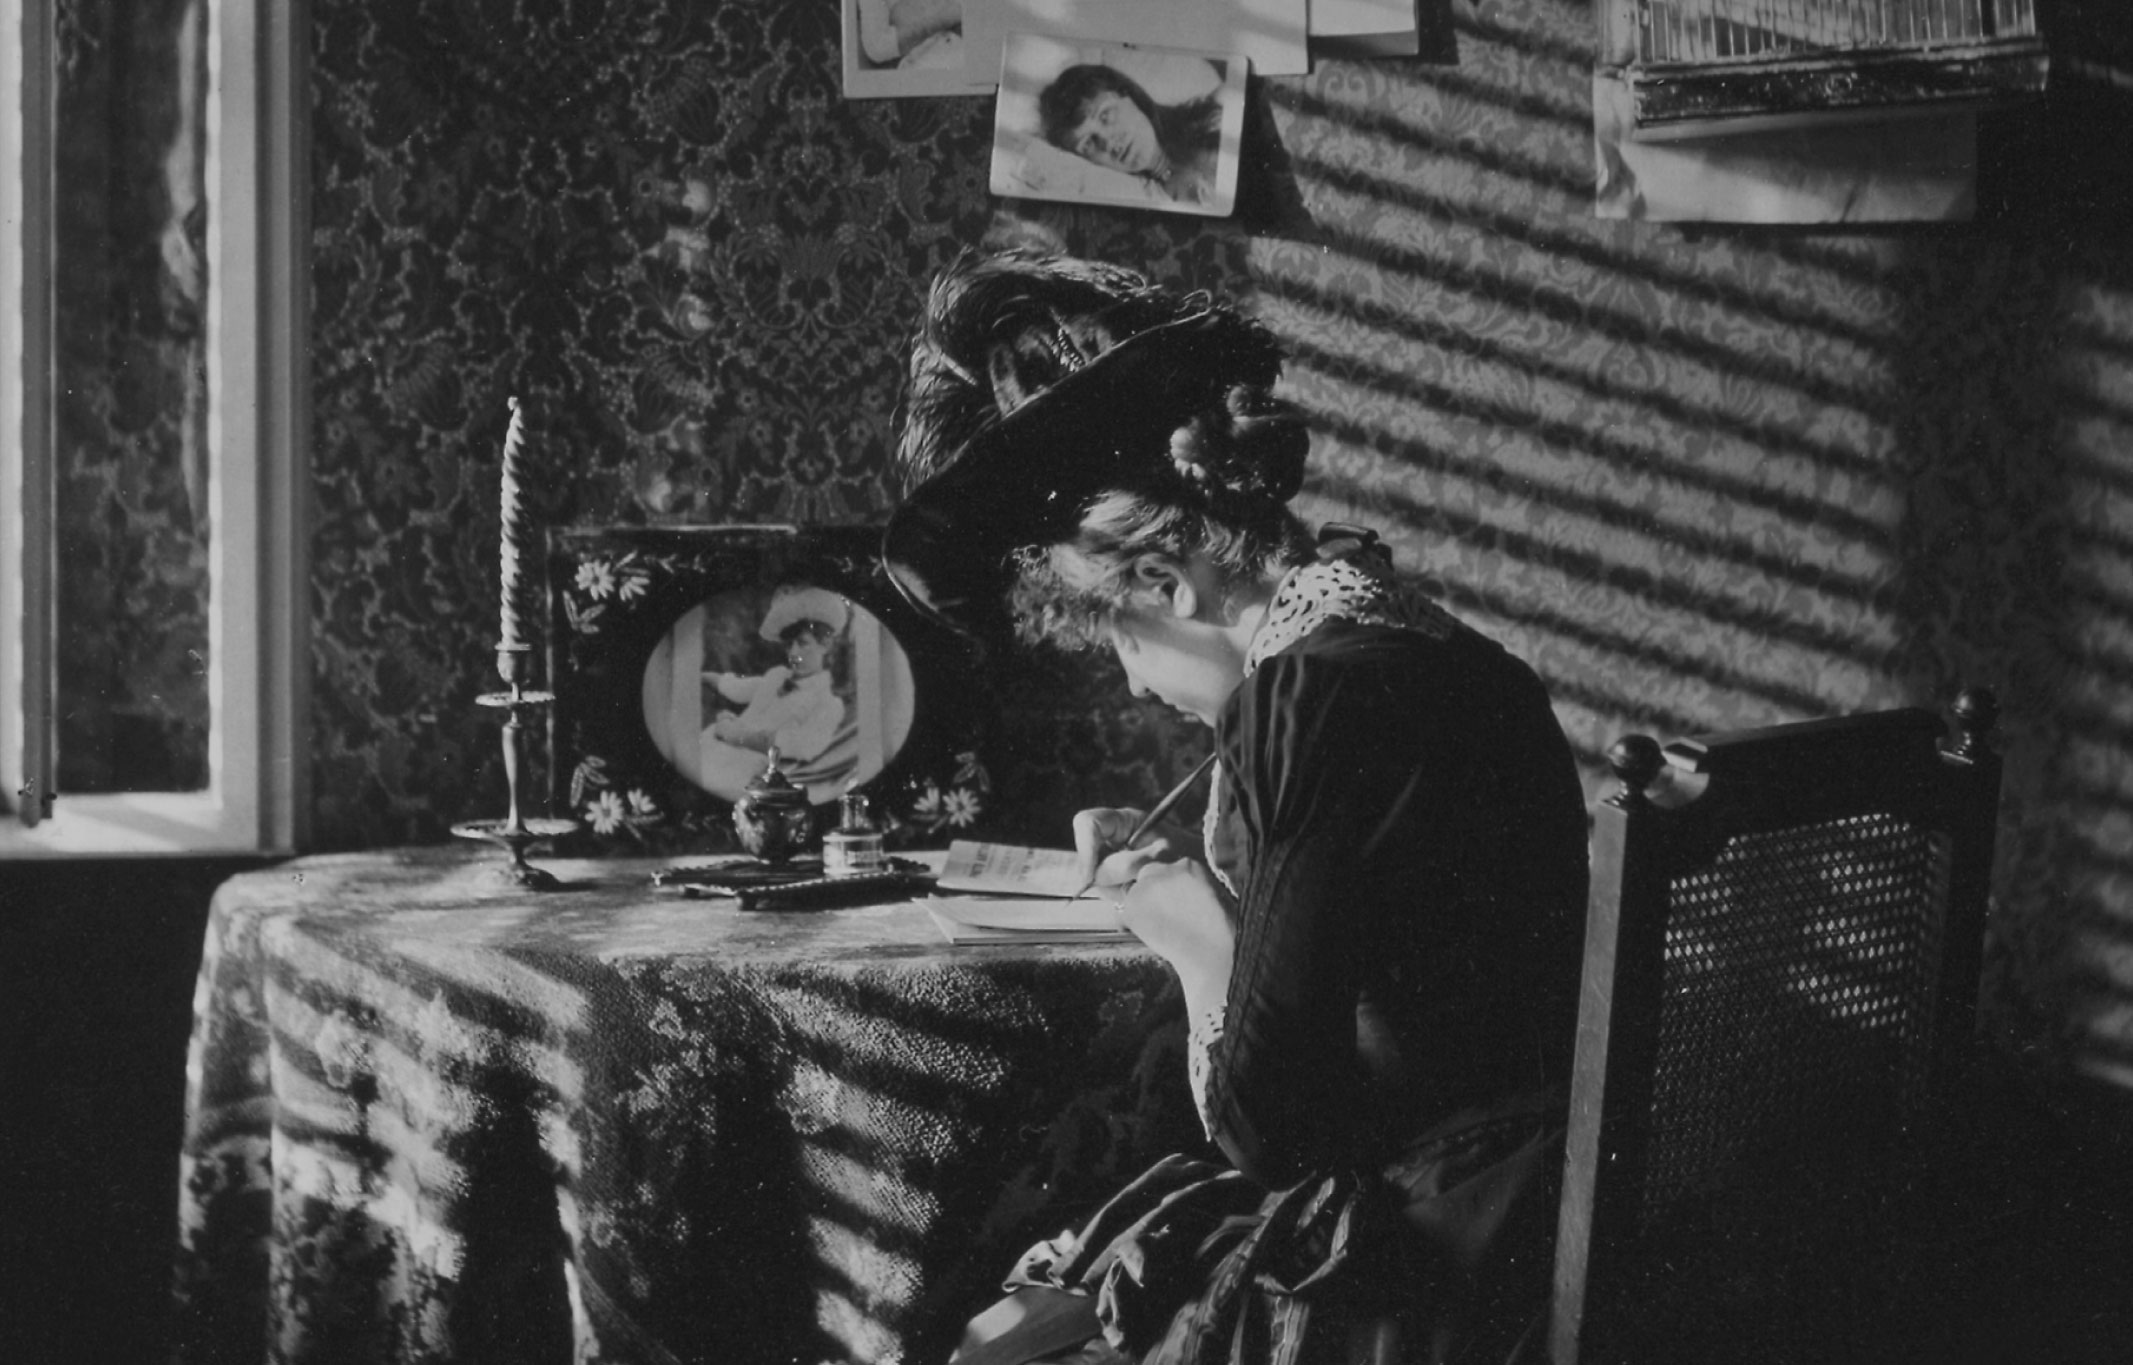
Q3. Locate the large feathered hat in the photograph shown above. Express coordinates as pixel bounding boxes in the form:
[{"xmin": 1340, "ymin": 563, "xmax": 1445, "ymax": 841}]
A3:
[{"xmin": 882, "ymin": 250, "xmax": 1291, "ymax": 637}]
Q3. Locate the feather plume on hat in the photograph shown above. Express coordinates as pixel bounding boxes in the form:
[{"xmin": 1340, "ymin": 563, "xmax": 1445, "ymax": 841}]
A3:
[
  {"xmin": 884, "ymin": 250, "xmax": 1288, "ymax": 636},
  {"xmin": 895, "ymin": 252, "xmax": 1187, "ymax": 490}
]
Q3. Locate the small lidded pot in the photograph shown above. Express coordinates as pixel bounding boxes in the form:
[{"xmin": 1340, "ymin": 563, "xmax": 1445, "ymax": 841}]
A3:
[
  {"xmin": 822, "ymin": 789, "xmax": 886, "ymax": 877},
  {"xmin": 732, "ymin": 747, "xmax": 812, "ymax": 863}
]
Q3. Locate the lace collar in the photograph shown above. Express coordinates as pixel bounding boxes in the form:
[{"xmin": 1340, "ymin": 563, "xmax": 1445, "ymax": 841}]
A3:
[{"xmin": 1241, "ymin": 534, "xmax": 1457, "ymax": 677}]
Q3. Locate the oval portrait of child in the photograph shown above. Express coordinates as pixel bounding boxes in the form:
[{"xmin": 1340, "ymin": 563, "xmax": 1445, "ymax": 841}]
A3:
[{"xmin": 639, "ymin": 581, "xmax": 919, "ymax": 805}]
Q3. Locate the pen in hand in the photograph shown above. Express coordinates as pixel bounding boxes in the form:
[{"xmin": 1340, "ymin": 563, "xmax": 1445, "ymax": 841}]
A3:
[{"xmin": 1066, "ymin": 751, "xmax": 1219, "ymax": 902}]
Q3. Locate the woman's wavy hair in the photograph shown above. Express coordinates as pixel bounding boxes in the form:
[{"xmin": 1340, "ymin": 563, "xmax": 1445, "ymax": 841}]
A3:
[{"xmin": 1005, "ymin": 388, "xmax": 1316, "ymax": 652}]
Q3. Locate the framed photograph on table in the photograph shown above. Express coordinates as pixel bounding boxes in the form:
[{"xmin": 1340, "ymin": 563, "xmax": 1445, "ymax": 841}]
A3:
[
  {"xmin": 990, "ymin": 34, "xmax": 1246, "ymax": 217},
  {"xmin": 547, "ymin": 524, "xmax": 991, "ymax": 854}
]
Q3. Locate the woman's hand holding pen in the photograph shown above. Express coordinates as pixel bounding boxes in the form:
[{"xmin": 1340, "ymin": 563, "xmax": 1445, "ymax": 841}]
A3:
[
  {"xmin": 1070, "ymin": 806, "xmax": 1189, "ymax": 893},
  {"xmin": 1067, "ymin": 753, "xmax": 1218, "ymax": 896},
  {"xmin": 1071, "ymin": 807, "xmax": 1233, "ymax": 990}
]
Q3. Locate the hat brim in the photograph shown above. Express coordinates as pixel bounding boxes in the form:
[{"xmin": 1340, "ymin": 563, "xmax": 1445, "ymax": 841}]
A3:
[
  {"xmin": 882, "ymin": 308, "xmax": 1281, "ymax": 637},
  {"xmin": 758, "ymin": 585, "xmax": 851, "ymax": 641}
]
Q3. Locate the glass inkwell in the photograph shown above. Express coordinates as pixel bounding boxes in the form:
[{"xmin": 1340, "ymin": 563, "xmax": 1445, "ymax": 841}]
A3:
[{"xmin": 822, "ymin": 789, "xmax": 886, "ymax": 877}]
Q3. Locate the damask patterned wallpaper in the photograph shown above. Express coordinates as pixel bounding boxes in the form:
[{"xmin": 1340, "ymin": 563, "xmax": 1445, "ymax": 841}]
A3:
[{"xmin": 307, "ymin": 1, "xmax": 2133, "ymax": 1090}]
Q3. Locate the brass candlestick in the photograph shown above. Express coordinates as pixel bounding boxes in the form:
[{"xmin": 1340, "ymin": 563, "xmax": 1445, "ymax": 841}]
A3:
[{"xmin": 452, "ymin": 645, "xmax": 576, "ymax": 888}]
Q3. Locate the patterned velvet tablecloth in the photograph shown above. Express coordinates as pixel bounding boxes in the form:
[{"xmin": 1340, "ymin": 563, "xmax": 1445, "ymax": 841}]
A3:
[{"xmin": 173, "ymin": 846, "xmax": 1198, "ymax": 1365}]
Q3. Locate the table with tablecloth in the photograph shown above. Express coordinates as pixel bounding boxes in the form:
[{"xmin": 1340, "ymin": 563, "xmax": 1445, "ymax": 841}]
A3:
[{"xmin": 172, "ymin": 845, "xmax": 1201, "ymax": 1365}]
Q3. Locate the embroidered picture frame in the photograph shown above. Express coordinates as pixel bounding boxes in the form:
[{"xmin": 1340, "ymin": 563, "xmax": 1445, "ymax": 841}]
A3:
[{"xmin": 546, "ymin": 524, "xmax": 991, "ymax": 855}]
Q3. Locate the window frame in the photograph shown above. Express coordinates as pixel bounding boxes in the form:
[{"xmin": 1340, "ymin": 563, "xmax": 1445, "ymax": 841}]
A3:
[{"xmin": 1, "ymin": 0, "xmax": 308, "ymax": 856}]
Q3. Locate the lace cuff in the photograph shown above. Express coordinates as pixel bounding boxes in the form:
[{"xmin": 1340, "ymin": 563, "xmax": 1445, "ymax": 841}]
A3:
[{"xmin": 1186, "ymin": 1004, "xmax": 1226, "ymax": 1140}]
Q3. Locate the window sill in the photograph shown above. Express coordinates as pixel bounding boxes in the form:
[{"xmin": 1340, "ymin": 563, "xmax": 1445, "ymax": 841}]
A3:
[{"xmin": 0, "ymin": 793, "xmax": 294, "ymax": 859}]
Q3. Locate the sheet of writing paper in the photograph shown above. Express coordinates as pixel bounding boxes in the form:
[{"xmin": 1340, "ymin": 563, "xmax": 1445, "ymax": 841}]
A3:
[
  {"xmin": 921, "ymin": 896, "xmax": 1135, "ymax": 943},
  {"xmin": 938, "ymin": 838, "xmax": 1094, "ymax": 898}
]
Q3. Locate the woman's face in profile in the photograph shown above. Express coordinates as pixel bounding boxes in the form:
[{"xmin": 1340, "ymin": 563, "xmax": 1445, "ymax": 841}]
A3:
[
  {"xmin": 1069, "ymin": 90, "xmax": 1161, "ymax": 176},
  {"xmin": 1104, "ymin": 609, "xmax": 1240, "ymax": 728}
]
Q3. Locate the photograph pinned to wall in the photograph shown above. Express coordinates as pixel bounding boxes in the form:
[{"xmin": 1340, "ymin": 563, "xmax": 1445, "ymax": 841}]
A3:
[
  {"xmin": 1590, "ymin": 71, "xmax": 1978, "ymax": 223},
  {"xmin": 1309, "ymin": 0, "xmax": 1427, "ymax": 58},
  {"xmin": 961, "ymin": 0, "xmax": 1308, "ymax": 82},
  {"xmin": 991, "ymin": 34, "xmax": 1246, "ymax": 217},
  {"xmin": 842, "ymin": 0, "xmax": 990, "ymax": 98},
  {"xmin": 548, "ymin": 525, "xmax": 991, "ymax": 855}
]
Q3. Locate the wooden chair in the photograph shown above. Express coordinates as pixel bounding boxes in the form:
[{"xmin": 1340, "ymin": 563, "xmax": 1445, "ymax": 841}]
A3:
[{"xmin": 1550, "ymin": 691, "xmax": 2003, "ymax": 1365}]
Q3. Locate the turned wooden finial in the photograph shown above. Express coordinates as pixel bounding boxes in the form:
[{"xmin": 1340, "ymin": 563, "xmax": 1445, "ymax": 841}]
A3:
[
  {"xmin": 1606, "ymin": 735, "xmax": 1664, "ymax": 806},
  {"xmin": 1949, "ymin": 687, "xmax": 1999, "ymax": 763}
]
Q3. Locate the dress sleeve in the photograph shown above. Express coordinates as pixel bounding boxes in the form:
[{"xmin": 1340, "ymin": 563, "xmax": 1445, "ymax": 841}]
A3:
[
  {"xmin": 1197, "ymin": 645, "xmax": 1439, "ymax": 1186},
  {"xmin": 710, "ymin": 671, "xmax": 763, "ymax": 704}
]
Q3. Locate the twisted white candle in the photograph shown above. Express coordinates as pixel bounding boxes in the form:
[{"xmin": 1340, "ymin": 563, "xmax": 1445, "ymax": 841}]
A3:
[{"xmin": 498, "ymin": 395, "xmax": 532, "ymax": 649}]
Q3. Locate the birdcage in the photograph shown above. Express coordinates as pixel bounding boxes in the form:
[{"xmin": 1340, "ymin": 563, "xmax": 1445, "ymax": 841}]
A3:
[{"xmin": 1596, "ymin": 0, "xmax": 2049, "ymax": 139}]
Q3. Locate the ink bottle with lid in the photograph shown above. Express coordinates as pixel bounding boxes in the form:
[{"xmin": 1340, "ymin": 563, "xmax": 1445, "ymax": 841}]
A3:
[
  {"xmin": 822, "ymin": 790, "xmax": 886, "ymax": 877},
  {"xmin": 732, "ymin": 747, "xmax": 812, "ymax": 864}
]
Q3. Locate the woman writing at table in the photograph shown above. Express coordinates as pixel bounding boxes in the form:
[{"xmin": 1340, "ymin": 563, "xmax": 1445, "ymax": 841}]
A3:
[{"xmin": 884, "ymin": 252, "xmax": 1590, "ymax": 1365}]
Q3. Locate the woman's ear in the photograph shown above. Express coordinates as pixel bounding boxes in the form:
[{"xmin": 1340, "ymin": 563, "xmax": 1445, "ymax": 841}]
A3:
[{"xmin": 1129, "ymin": 554, "xmax": 1198, "ymax": 619}]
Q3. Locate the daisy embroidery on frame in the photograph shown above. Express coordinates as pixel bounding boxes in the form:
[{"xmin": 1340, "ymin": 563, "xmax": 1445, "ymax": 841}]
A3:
[
  {"xmin": 585, "ymin": 789, "xmax": 627, "ymax": 834},
  {"xmin": 575, "ymin": 560, "xmax": 617, "ymax": 599},
  {"xmin": 942, "ymin": 787, "xmax": 981, "ymax": 827}
]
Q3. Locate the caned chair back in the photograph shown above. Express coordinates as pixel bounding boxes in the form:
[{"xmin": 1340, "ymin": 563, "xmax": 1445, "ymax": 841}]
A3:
[{"xmin": 1549, "ymin": 691, "xmax": 2002, "ymax": 1364}]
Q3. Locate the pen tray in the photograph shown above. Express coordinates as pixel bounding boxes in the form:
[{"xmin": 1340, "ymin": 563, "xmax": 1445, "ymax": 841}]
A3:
[{"xmin": 652, "ymin": 856, "xmax": 930, "ymax": 911}]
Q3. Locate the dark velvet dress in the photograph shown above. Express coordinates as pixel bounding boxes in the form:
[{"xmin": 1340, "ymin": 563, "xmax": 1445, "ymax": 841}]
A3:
[{"xmin": 968, "ymin": 555, "xmax": 1589, "ymax": 1365}]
